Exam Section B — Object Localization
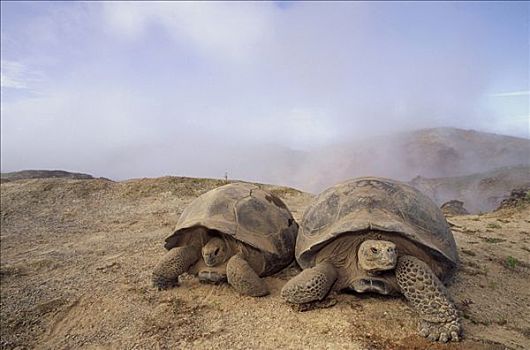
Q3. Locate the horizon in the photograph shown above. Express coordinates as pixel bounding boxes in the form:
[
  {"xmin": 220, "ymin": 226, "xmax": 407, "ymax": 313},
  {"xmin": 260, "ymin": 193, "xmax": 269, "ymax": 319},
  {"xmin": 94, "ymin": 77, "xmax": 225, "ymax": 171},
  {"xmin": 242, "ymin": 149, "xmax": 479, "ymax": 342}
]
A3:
[
  {"xmin": 2, "ymin": 126, "xmax": 529, "ymax": 188},
  {"xmin": 1, "ymin": 2, "xmax": 529, "ymax": 187}
]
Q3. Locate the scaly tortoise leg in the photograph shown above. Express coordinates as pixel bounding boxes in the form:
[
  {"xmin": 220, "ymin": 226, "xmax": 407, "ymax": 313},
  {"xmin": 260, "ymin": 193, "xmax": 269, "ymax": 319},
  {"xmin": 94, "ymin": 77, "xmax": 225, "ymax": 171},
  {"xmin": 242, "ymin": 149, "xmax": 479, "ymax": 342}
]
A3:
[
  {"xmin": 226, "ymin": 254, "xmax": 269, "ymax": 297},
  {"xmin": 152, "ymin": 245, "xmax": 200, "ymax": 290},
  {"xmin": 281, "ymin": 262, "xmax": 337, "ymax": 304},
  {"xmin": 396, "ymin": 255, "xmax": 461, "ymax": 342}
]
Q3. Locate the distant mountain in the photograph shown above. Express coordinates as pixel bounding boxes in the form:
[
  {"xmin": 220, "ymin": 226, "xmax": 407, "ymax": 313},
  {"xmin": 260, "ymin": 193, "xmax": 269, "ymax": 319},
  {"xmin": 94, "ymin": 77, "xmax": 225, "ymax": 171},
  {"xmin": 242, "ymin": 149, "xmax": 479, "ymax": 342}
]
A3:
[
  {"xmin": 0, "ymin": 170, "xmax": 95, "ymax": 182},
  {"xmin": 409, "ymin": 165, "xmax": 530, "ymax": 213},
  {"xmin": 2, "ymin": 128, "xmax": 529, "ymax": 203},
  {"xmin": 294, "ymin": 128, "xmax": 530, "ymax": 192}
]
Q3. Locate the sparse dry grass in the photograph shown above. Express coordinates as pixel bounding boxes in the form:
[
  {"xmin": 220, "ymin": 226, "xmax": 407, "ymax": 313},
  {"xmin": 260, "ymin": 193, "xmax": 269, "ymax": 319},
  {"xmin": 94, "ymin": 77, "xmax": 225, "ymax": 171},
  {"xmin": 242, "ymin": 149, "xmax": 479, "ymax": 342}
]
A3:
[{"xmin": 1, "ymin": 177, "xmax": 529, "ymax": 349}]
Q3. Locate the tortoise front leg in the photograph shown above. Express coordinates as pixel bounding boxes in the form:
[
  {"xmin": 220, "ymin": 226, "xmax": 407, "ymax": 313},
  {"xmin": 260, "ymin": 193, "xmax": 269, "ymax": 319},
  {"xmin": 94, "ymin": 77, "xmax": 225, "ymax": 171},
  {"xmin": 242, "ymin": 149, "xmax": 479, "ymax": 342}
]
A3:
[
  {"xmin": 152, "ymin": 245, "xmax": 200, "ymax": 290},
  {"xmin": 281, "ymin": 262, "xmax": 337, "ymax": 304},
  {"xmin": 226, "ymin": 254, "xmax": 269, "ymax": 297},
  {"xmin": 395, "ymin": 255, "xmax": 461, "ymax": 342}
]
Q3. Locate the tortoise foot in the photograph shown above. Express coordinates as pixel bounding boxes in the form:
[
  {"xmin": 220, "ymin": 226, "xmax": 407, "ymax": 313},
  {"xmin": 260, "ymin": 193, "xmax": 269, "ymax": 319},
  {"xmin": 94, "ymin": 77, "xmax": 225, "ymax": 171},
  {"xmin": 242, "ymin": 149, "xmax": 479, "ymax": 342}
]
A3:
[
  {"xmin": 281, "ymin": 262, "xmax": 337, "ymax": 304},
  {"xmin": 152, "ymin": 275, "xmax": 179, "ymax": 290},
  {"xmin": 290, "ymin": 297, "xmax": 338, "ymax": 312},
  {"xmin": 152, "ymin": 245, "xmax": 200, "ymax": 290},
  {"xmin": 227, "ymin": 254, "xmax": 269, "ymax": 297},
  {"xmin": 396, "ymin": 255, "xmax": 462, "ymax": 343},
  {"xmin": 198, "ymin": 270, "xmax": 227, "ymax": 284},
  {"xmin": 419, "ymin": 319, "xmax": 461, "ymax": 342}
]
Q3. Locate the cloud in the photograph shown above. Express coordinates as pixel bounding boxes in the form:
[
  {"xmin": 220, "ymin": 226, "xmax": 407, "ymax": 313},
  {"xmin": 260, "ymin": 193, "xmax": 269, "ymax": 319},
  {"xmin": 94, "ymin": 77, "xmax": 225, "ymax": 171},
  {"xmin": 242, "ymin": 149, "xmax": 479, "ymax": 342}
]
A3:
[
  {"xmin": 0, "ymin": 78, "xmax": 305, "ymax": 183},
  {"xmin": 101, "ymin": 2, "xmax": 276, "ymax": 63},
  {"xmin": 1, "ymin": 2, "xmax": 529, "ymax": 185},
  {"xmin": 0, "ymin": 81, "xmax": 159, "ymax": 175},
  {"xmin": 0, "ymin": 60, "xmax": 43, "ymax": 90},
  {"xmin": 253, "ymin": 108, "xmax": 339, "ymax": 150},
  {"xmin": 490, "ymin": 90, "xmax": 530, "ymax": 97},
  {"xmin": 481, "ymin": 115, "xmax": 530, "ymax": 138}
]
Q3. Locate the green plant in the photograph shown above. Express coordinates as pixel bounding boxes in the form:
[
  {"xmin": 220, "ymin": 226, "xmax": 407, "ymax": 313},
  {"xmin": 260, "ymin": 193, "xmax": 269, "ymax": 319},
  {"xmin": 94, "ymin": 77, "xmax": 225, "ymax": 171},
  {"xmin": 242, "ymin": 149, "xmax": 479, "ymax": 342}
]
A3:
[
  {"xmin": 482, "ymin": 237, "xmax": 505, "ymax": 243},
  {"xmin": 505, "ymin": 256, "xmax": 519, "ymax": 270},
  {"xmin": 518, "ymin": 191, "xmax": 530, "ymax": 208},
  {"xmin": 461, "ymin": 248, "xmax": 476, "ymax": 256},
  {"xmin": 487, "ymin": 222, "xmax": 501, "ymax": 229}
]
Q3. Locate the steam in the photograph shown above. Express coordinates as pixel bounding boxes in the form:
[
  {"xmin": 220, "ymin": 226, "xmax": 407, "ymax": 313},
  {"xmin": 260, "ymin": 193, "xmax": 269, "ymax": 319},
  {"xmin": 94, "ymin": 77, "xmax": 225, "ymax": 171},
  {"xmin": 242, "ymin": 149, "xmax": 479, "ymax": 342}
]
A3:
[{"xmin": 1, "ymin": 2, "xmax": 529, "ymax": 191}]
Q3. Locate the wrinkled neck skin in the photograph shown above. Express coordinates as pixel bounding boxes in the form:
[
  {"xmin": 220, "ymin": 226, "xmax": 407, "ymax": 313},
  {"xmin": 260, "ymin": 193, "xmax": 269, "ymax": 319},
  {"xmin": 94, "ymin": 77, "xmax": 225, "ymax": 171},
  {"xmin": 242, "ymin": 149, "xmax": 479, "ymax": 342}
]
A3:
[
  {"xmin": 316, "ymin": 231, "xmax": 384, "ymax": 268},
  {"xmin": 316, "ymin": 231, "xmax": 416, "ymax": 293},
  {"xmin": 176, "ymin": 226, "xmax": 209, "ymax": 254},
  {"xmin": 315, "ymin": 230, "xmax": 447, "ymax": 294},
  {"xmin": 192, "ymin": 233, "xmax": 266, "ymax": 278}
]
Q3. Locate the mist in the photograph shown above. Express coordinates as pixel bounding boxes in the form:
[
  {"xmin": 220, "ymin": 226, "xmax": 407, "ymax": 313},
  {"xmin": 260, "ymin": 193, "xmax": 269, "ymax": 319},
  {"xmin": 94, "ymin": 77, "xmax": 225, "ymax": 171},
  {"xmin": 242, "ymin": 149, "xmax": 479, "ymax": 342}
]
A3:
[{"xmin": 1, "ymin": 2, "xmax": 529, "ymax": 192}]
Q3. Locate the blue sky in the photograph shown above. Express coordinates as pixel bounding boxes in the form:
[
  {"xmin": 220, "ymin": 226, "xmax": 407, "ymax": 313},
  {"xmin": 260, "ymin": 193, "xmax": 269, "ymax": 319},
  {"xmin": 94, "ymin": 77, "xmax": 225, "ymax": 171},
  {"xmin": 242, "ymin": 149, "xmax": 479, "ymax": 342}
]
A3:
[{"xmin": 1, "ymin": 1, "xmax": 528, "ymax": 180}]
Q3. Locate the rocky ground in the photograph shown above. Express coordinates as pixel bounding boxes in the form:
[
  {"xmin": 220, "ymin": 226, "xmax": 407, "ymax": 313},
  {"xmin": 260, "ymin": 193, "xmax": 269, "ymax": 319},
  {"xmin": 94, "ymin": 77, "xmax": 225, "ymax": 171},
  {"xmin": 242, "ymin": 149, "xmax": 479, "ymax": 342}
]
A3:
[{"xmin": 1, "ymin": 177, "xmax": 529, "ymax": 349}]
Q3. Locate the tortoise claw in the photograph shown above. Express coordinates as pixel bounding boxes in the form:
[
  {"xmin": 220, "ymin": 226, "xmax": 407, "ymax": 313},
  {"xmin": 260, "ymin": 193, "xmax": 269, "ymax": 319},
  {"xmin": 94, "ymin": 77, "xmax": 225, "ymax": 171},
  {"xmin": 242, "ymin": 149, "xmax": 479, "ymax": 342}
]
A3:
[
  {"xmin": 439, "ymin": 332, "xmax": 449, "ymax": 343},
  {"xmin": 419, "ymin": 320, "xmax": 462, "ymax": 343},
  {"xmin": 450, "ymin": 331, "xmax": 460, "ymax": 342}
]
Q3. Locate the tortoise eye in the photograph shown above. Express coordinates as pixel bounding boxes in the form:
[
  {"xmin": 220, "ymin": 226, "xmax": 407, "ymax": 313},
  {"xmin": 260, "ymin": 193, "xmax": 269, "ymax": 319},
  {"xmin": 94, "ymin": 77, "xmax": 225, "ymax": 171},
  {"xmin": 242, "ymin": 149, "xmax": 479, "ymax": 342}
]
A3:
[
  {"xmin": 370, "ymin": 247, "xmax": 378, "ymax": 254},
  {"xmin": 214, "ymin": 248, "xmax": 220, "ymax": 255}
]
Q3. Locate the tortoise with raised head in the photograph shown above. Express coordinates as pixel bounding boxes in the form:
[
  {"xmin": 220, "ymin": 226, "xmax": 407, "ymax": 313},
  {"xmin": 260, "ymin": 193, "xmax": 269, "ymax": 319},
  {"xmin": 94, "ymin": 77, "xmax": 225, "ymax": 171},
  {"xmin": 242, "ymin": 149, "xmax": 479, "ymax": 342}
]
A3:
[
  {"xmin": 281, "ymin": 177, "xmax": 461, "ymax": 342},
  {"xmin": 152, "ymin": 182, "xmax": 298, "ymax": 296}
]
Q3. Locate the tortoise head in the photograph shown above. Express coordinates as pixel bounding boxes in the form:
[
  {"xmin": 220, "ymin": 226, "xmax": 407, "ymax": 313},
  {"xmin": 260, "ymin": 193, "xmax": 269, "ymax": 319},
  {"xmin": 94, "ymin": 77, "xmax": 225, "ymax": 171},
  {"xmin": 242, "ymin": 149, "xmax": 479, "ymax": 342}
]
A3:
[
  {"xmin": 358, "ymin": 240, "xmax": 397, "ymax": 273},
  {"xmin": 202, "ymin": 237, "xmax": 229, "ymax": 267}
]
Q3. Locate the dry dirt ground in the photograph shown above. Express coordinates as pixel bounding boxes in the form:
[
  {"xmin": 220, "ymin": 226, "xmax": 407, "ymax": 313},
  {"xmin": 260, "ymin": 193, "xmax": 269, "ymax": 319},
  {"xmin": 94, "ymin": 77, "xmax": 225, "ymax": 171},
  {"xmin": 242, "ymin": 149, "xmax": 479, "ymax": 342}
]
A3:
[{"xmin": 1, "ymin": 177, "xmax": 529, "ymax": 350}]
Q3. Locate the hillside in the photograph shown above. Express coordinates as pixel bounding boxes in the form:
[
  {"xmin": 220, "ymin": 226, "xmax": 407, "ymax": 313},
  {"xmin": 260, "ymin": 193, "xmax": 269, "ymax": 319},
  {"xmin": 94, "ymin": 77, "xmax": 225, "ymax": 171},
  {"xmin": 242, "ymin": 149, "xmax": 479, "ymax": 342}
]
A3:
[
  {"xmin": 1, "ymin": 177, "xmax": 529, "ymax": 349},
  {"xmin": 3, "ymin": 128, "xmax": 528, "ymax": 194},
  {"xmin": 295, "ymin": 128, "xmax": 530, "ymax": 192},
  {"xmin": 0, "ymin": 170, "xmax": 95, "ymax": 182},
  {"xmin": 409, "ymin": 165, "xmax": 530, "ymax": 213}
]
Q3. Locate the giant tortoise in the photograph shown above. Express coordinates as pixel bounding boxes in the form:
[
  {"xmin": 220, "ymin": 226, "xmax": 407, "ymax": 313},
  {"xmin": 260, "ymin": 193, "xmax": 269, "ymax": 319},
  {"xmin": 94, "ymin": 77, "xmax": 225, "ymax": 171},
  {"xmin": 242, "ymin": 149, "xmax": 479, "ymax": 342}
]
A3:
[
  {"xmin": 153, "ymin": 182, "xmax": 298, "ymax": 296},
  {"xmin": 281, "ymin": 177, "xmax": 461, "ymax": 342}
]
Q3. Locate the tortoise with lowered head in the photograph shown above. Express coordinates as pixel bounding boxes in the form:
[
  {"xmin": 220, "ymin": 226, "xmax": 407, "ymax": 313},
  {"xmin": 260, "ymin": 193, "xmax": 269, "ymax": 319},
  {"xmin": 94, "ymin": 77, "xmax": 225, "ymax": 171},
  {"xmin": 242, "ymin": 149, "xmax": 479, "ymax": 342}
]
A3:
[
  {"xmin": 281, "ymin": 177, "xmax": 461, "ymax": 342},
  {"xmin": 152, "ymin": 182, "xmax": 298, "ymax": 296}
]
